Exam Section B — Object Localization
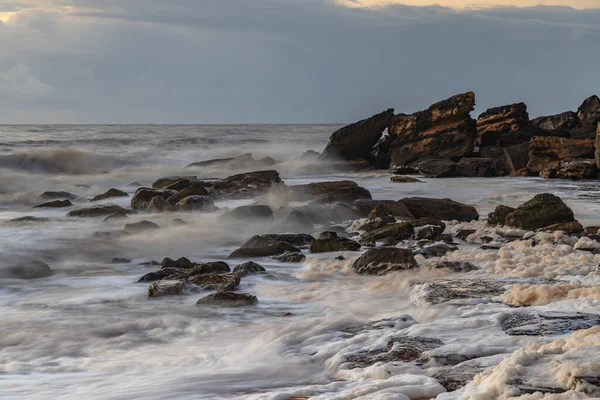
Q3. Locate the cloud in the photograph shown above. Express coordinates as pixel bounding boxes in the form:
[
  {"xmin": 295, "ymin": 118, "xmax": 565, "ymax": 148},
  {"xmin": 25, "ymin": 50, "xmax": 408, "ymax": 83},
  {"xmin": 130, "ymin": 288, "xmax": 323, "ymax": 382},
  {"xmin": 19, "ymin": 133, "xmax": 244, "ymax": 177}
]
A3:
[
  {"xmin": 0, "ymin": 1, "xmax": 598, "ymax": 123},
  {"xmin": 0, "ymin": 64, "xmax": 53, "ymax": 96}
]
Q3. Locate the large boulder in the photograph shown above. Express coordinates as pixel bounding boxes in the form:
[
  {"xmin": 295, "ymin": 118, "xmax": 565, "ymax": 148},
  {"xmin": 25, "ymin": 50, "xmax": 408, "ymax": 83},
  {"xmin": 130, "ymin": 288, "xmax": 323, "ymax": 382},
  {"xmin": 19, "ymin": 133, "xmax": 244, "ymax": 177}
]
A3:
[
  {"xmin": 417, "ymin": 159, "xmax": 457, "ymax": 178},
  {"xmin": 0, "ymin": 261, "xmax": 53, "ymax": 279},
  {"xmin": 91, "ymin": 188, "xmax": 128, "ymax": 202},
  {"xmin": 67, "ymin": 204, "xmax": 135, "ymax": 218},
  {"xmin": 196, "ymin": 292, "xmax": 258, "ymax": 307},
  {"xmin": 504, "ymin": 193, "xmax": 575, "ymax": 230},
  {"xmin": 131, "ymin": 188, "xmax": 174, "ymax": 211},
  {"xmin": 389, "ymin": 92, "xmax": 476, "ymax": 167},
  {"xmin": 212, "ymin": 170, "xmax": 283, "ymax": 199},
  {"xmin": 188, "ymin": 273, "xmax": 241, "ymax": 292},
  {"xmin": 354, "ymin": 199, "xmax": 415, "ymax": 220},
  {"xmin": 175, "ymin": 195, "xmax": 216, "ymax": 211},
  {"xmin": 232, "ymin": 261, "xmax": 266, "ymax": 276},
  {"xmin": 476, "ymin": 102, "xmax": 529, "ymax": 145},
  {"xmin": 577, "ymin": 95, "xmax": 600, "ymax": 128},
  {"xmin": 320, "ymin": 109, "xmax": 395, "ymax": 162},
  {"xmin": 152, "ymin": 176, "xmax": 193, "ymax": 189},
  {"xmin": 352, "ymin": 248, "xmax": 418, "ymax": 275},
  {"xmin": 309, "ymin": 232, "xmax": 361, "ymax": 253},
  {"xmin": 399, "ymin": 198, "xmax": 479, "ymax": 222},
  {"xmin": 526, "ymin": 136, "xmax": 595, "ymax": 174},
  {"xmin": 288, "ymin": 181, "xmax": 372, "ymax": 203},
  {"xmin": 148, "ymin": 280, "xmax": 185, "ymax": 298}
]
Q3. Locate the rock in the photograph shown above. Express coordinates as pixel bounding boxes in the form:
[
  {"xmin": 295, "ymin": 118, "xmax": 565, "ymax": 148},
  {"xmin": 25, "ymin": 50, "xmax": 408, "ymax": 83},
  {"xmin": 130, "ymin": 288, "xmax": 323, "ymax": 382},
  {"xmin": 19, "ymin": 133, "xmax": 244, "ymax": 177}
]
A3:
[
  {"xmin": 354, "ymin": 199, "xmax": 415, "ymax": 220},
  {"xmin": 456, "ymin": 229, "xmax": 476, "ymax": 241},
  {"xmin": 68, "ymin": 205, "xmax": 135, "ymax": 218},
  {"xmin": 272, "ymin": 251, "xmax": 306, "ymax": 262},
  {"xmin": 188, "ymin": 273, "xmax": 241, "ymax": 292},
  {"xmin": 229, "ymin": 242, "xmax": 301, "ymax": 258},
  {"xmin": 430, "ymin": 367, "xmax": 482, "ymax": 392},
  {"xmin": 1, "ymin": 261, "xmax": 53, "ymax": 279},
  {"xmin": 148, "ymin": 196, "xmax": 170, "ymax": 212},
  {"xmin": 186, "ymin": 261, "xmax": 231, "ymax": 276},
  {"xmin": 220, "ymin": 205, "xmax": 274, "ymax": 221},
  {"xmin": 487, "ymin": 205, "xmax": 516, "ymax": 226},
  {"xmin": 298, "ymin": 150, "xmax": 320, "ymax": 161},
  {"xmin": 505, "ymin": 193, "xmax": 575, "ymax": 230},
  {"xmin": 240, "ymin": 234, "xmax": 314, "ymax": 249},
  {"xmin": 288, "ymin": 181, "xmax": 372, "ymax": 203},
  {"xmin": 413, "ymin": 218, "xmax": 446, "ymax": 241},
  {"xmin": 39, "ymin": 191, "xmax": 77, "ymax": 200},
  {"xmin": 162, "ymin": 257, "xmax": 195, "ymax": 270},
  {"xmin": 309, "ymin": 232, "xmax": 361, "ymax": 253},
  {"xmin": 137, "ymin": 270, "xmax": 171, "ymax": 283},
  {"xmin": 371, "ymin": 135, "xmax": 393, "ymax": 169},
  {"xmin": 585, "ymin": 226, "xmax": 600, "ymax": 234},
  {"xmin": 111, "ymin": 258, "xmax": 131, "ymax": 264},
  {"xmin": 542, "ymin": 159, "xmax": 598, "ymax": 180},
  {"xmin": 352, "ymin": 247, "xmax": 417, "ymax": 275},
  {"xmin": 124, "ymin": 220, "xmax": 160, "ymax": 233},
  {"xmin": 91, "ymin": 188, "xmax": 128, "ymax": 202},
  {"xmin": 417, "ymin": 159, "xmax": 457, "ymax": 178},
  {"xmin": 319, "ymin": 109, "xmax": 395, "ymax": 162},
  {"xmin": 414, "ymin": 242, "xmax": 458, "ymax": 258},
  {"xmin": 526, "ymin": 136, "xmax": 595, "ymax": 174},
  {"xmin": 411, "ymin": 279, "xmax": 506, "ymax": 305},
  {"xmin": 456, "ymin": 157, "xmax": 501, "ymax": 177},
  {"xmin": 196, "ymin": 292, "xmax": 258, "ymax": 307},
  {"xmin": 211, "ymin": 170, "xmax": 283, "ymax": 199},
  {"xmin": 152, "ymin": 177, "xmax": 193, "ymax": 190},
  {"xmin": 233, "ymin": 261, "xmax": 266, "ymax": 276},
  {"xmin": 476, "ymin": 102, "xmax": 529, "ymax": 144},
  {"xmin": 389, "ymin": 92, "xmax": 476, "ymax": 167},
  {"xmin": 361, "ymin": 222, "xmax": 414, "ymax": 243},
  {"xmin": 291, "ymin": 202, "xmax": 361, "ymax": 225},
  {"xmin": 360, "ymin": 204, "xmax": 396, "ymax": 232},
  {"xmin": 542, "ymin": 221, "xmax": 584, "ymax": 234},
  {"xmin": 596, "ymin": 122, "xmax": 600, "ymax": 169},
  {"xmin": 148, "ymin": 280, "xmax": 185, "ymax": 298},
  {"xmin": 272, "ymin": 209, "xmax": 314, "ymax": 233},
  {"xmin": 167, "ymin": 184, "xmax": 210, "ymax": 204},
  {"xmin": 131, "ymin": 188, "xmax": 173, "ymax": 211},
  {"xmin": 428, "ymin": 261, "xmax": 477, "ymax": 272},
  {"xmin": 399, "ymin": 197, "xmax": 479, "ymax": 222},
  {"xmin": 175, "ymin": 195, "xmax": 216, "ymax": 211},
  {"xmin": 186, "ymin": 153, "xmax": 275, "ymax": 170},
  {"xmin": 390, "ymin": 175, "xmax": 421, "ymax": 183},
  {"xmin": 103, "ymin": 211, "xmax": 129, "ymax": 221},
  {"xmin": 34, "ymin": 199, "xmax": 72, "ymax": 208},
  {"xmin": 531, "ymin": 111, "xmax": 580, "ymax": 132},
  {"xmin": 577, "ymin": 95, "xmax": 600, "ymax": 127},
  {"xmin": 7, "ymin": 216, "xmax": 50, "ymax": 223},
  {"xmin": 502, "ymin": 142, "xmax": 531, "ymax": 174},
  {"xmin": 502, "ymin": 311, "xmax": 600, "ymax": 336}
]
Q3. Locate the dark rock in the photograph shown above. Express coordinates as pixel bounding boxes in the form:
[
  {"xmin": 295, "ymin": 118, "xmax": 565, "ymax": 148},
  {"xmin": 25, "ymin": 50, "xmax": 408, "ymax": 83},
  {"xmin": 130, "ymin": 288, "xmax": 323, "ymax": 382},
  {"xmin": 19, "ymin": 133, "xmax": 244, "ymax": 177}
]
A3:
[
  {"xmin": 272, "ymin": 251, "xmax": 306, "ymax": 262},
  {"xmin": 196, "ymin": 292, "xmax": 258, "ymax": 307},
  {"xmin": 577, "ymin": 95, "xmax": 600, "ymax": 127},
  {"xmin": 68, "ymin": 205, "xmax": 135, "ymax": 218},
  {"xmin": 103, "ymin": 211, "xmax": 129, "ymax": 221},
  {"xmin": 137, "ymin": 270, "xmax": 171, "ymax": 283},
  {"xmin": 167, "ymin": 184, "xmax": 210, "ymax": 204},
  {"xmin": 110, "ymin": 258, "xmax": 131, "ymax": 264},
  {"xmin": 352, "ymin": 247, "xmax": 417, "ymax": 275},
  {"xmin": 189, "ymin": 273, "xmax": 241, "ymax": 292},
  {"xmin": 354, "ymin": 199, "xmax": 415, "ymax": 220},
  {"xmin": 476, "ymin": 102, "xmax": 529, "ymax": 144},
  {"xmin": 229, "ymin": 242, "xmax": 301, "ymax": 258},
  {"xmin": 186, "ymin": 261, "xmax": 231, "ymax": 276},
  {"xmin": 211, "ymin": 170, "xmax": 283, "ymax": 199},
  {"xmin": 456, "ymin": 158, "xmax": 500, "ymax": 177},
  {"xmin": 335, "ymin": 255, "xmax": 346, "ymax": 260},
  {"xmin": 319, "ymin": 109, "xmax": 395, "ymax": 162},
  {"xmin": 240, "ymin": 233, "xmax": 314, "ymax": 249},
  {"xmin": 272, "ymin": 209, "xmax": 314, "ymax": 233},
  {"xmin": 542, "ymin": 221, "xmax": 584, "ymax": 234},
  {"xmin": 39, "ymin": 191, "xmax": 77, "ymax": 200},
  {"xmin": 541, "ymin": 159, "xmax": 598, "ymax": 180},
  {"xmin": 505, "ymin": 193, "xmax": 575, "ymax": 230},
  {"xmin": 186, "ymin": 153, "xmax": 275, "ymax": 170},
  {"xmin": 309, "ymin": 232, "xmax": 361, "ymax": 253},
  {"xmin": 390, "ymin": 175, "xmax": 421, "ymax": 183},
  {"xmin": 124, "ymin": 220, "xmax": 160, "ymax": 233},
  {"xmin": 140, "ymin": 261, "xmax": 160, "ymax": 266},
  {"xmin": 340, "ymin": 316, "xmax": 416, "ymax": 337},
  {"xmin": 131, "ymin": 188, "xmax": 173, "ymax": 211},
  {"xmin": 531, "ymin": 111, "xmax": 580, "ymax": 132},
  {"xmin": 148, "ymin": 280, "xmax": 185, "ymax": 298},
  {"xmin": 7, "ymin": 216, "xmax": 50, "ymax": 223},
  {"xmin": 361, "ymin": 222, "xmax": 414, "ymax": 243},
  {"xmin": 417, "ymin": 159, "xmax": 457, "ymax": 178},
  {"xmin": 412, "ymin": 279, "xmax": 507, "ymax": 305},
  {"xmin": 504, "ymin": 142, "xmax": 531, "ymax": 173},
  {"xmin": 298, "ymin": 150, "xmax": 320, "ymax": 161},
  {"xmin": 220, "ymin": 205, "xmax": 273, "ymax": 221},
  {"xmin": 233, "ymin": 261, "xmax": 266, "ymax": 276},
  {"xmin": 414, "ymin": 242, "xmax": 458, "ymax": 258},
  {"xmin": 34, "ymin": 199, "xmax": 72, "ymax": 208},
  {"xmin": 502, "ymin": 311, "xmax": 600, "ymax": 336},
  {"xmin": 162, "ymin": 257, "xmax": 195, "ymax": 270},
  {"xmin": 148, "ymin": 196, "xmax": 170, "ymax": 213},
  {"xmin": 175, "ymin": 195, "xmax": 216, "ymax": 211},
  {"xmin": 487, "ymin": 205, "xmax": 517, "ymax": 226},
  {"xmin": 414, "ymin": 224, "xmax": 445, "ymax": 241},
  {"xmin": 399, "ymin": 197, "xmax": 479, "ymax": 222},
  {"xmin": 429, "ymin": 261, "xmax": 477, "ymax": 272},
  {"xmin": 91, "ymin": 188, "xmax": 128, "ymax": 202},
  {"xmin": 371, "ymin": 135, "xmax": 393, "ymax": 169},
  {"xmin": 1, "ymin": 261, "xmax": 53, "ymax": 280},
  {"xmin": 288, "ymin": 180, "xmax": 372, "ymax": 203},
  {"xmin": 389, "ymin": 92, "xmax": 476, "ymax": 167},
  {"xmin": 172, "ymin": 218, "xmax": 187, "ymax": 225},
  {"xmin": 359, "ymin": 204, "xmax": 396, "ymax": 232},
  {"xmin": 152, "ymin": 177, "xmax": 193, "ymax": 190},
  {"xmin": 431, "ymin": 367, "xmax": 482, "ymax": 392},
  {"xmin": 456, "ymin": 229, "xmax": 476, "ymax": 241},
  {"xmin": 527, "ymin": 136, "xmax": 595, "ymax": 175},
  {"xmin": 345, "ymin": 336, "xmax": 443, "ymax": 369}
]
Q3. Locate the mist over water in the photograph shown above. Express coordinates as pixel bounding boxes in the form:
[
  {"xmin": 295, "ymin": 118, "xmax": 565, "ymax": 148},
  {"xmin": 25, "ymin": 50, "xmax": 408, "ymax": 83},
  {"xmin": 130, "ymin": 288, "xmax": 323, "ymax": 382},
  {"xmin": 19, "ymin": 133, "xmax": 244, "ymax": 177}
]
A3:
[{"xmin": 2, "ymin": 125, "xmax": 600, "ymax": 399}]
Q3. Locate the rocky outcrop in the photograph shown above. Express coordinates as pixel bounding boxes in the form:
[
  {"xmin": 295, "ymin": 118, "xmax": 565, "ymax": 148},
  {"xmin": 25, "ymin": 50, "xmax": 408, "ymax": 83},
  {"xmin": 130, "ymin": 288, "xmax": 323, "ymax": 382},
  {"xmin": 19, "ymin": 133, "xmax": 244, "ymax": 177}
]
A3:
[
  {"xmin": 67, "ymin": 204, "xmax": 135, "ymax": 218},
  {"xmin": 148, "ymin": 196, "xmax": 170, "ymax": 212},
  {"xmin": 531, "ymin": 111, "xmax": 579, "ymax": 132},
  {"xmin": 428, "ymin": 261, "xmax": 477, "ymax": 272},
  {"xmin": 417, "ymin": 159, "xmax": 457, "ymax": 178},
  {"xmin": 476, "ymin": 102, "xmax": 529, "ymax": 145},
  {"xmin": 288, "ymin": 180, "xmax": 372, "ymax": 203},
  {"xmin": 529, "ymin": 95, "xmax": 600, "ymax": 140},
  {"xmin": 455, "ymin": 158, "xmax": 502, "ymax": 177},
  {"xmin": 152, "ymin": 176, "xmax": 193, "ymax": 190},
  {"xmin": 131, "ymin": 188, "xmax": 174, "ymax": 211},
  {"xmin": 91, "ymin": 188, "xmax": 128, "ymax": 202},
  {"xmin": 272, "ymin": 251, "xmax": 306, "ymax": 262},
  {"xmin": 211, "ymin": 170, "xmax": 283, "ymax": 199},
  {"xmin": 526, "ymin": 136, "xmax": 594, "ymax": 174},
  {"xmin": 389, "ymin": 92, "xmax": 476, "ymax": 166},
  {"xmin": 320, "ymin": 109, "xmax": 395, "ymax": 163},
  {"xmin": 196, "ymin": 292, "xmax": 258, "ymax": 307},
  {"xmin": 309, "ymin": 232, "xmax": 361, "ymax": 253},
  {"xmin": 148, "ymin": 280, "xmax": 185, "ymax": 298},
  {"xmin": 34, "ymin": 199, "xmax": 72, "ymax": 208},
  {"xmin": 352, "ymin": 247, "xmax": 417, "ymax": 275},
  {"xmin": 399, "ymin": 197, "xmax": 479, "ymax": 222},
  {"xmin": 186, "ymin": 153, "xmax": 275, "ymax": 170},
  {"xmin": 540, "ymin": 159, "xmax": 598, "ymax": 180},
  {"xmin": 577, "ymin": 95, "xmax": 600, "ymax": 129},
  {"xmin": 188, "ymin": 273, "xmax": 241, "ymax": 292},
  {"xmin": 504, "ymin": 193, "xmax": 575, "ymax": 230}
]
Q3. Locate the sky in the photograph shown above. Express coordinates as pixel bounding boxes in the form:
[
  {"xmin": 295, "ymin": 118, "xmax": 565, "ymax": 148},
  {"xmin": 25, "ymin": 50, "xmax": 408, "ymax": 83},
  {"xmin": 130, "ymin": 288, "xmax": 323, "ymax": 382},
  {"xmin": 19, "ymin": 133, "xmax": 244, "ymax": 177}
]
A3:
[{"xmin": 0, "ymin": 0, "xmax": 598, "ymax": 123}]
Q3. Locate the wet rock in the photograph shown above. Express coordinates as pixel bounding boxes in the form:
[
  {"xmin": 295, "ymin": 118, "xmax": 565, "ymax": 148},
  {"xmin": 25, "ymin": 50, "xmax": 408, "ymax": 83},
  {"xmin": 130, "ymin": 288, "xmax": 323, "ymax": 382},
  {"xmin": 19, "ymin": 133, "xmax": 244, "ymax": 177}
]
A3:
[
  {"xmin": 352, "ymin": 247, "xmax": 417, "ymax": 275},
  {"xmin": 137, "ymin": 270, "xmax": 171, "ymax": 283},
  {"xmin": 186, "ymin": 261, "xmax": 231, "ymax": 276},
  {"xmin": 7, "ymin": 216, "xmax": 50, "ymax": 223},
  {"xmin": 288, "ymin": 180, "xmax": 372, "ymax": 203},
  {"xmin": 294, "ymin": 202, "xmax": 361, "ymax": 225},
  {"xmin": 1, "ymin": 261, "xmax": 53, "ymax": 280},
  {"xmin": 505, "ymin": 193, "xmax": 575, "ymax": 230},
  {"xmin": 39, "ymin": 191, "xmax": 77, "ymax": 200},
  {"xmin": 345, "ymin": 336, "xmax": 443, "ymax": 369},
  {"xmin": 417, "ymin": 159, "xmax": 457, "ymax": 178},
  {"xmin": 340, "ymin": 316, "xmax": 416, "ymax": 337},
  {"xmin": 359, "ymin": 204, "xmax": 396, "ymax": 232},
  {"xmin": 240, "ymin": 234, "xmax": 315, "ymax": 249},
  {"xmin": 148, "ymin": 196, "xmax": 170, "ymax": 213},
  {"xmin": 188, "ymin": 273, "xmax": 241, "ymax": 292},
  {"xmin": 430, "ymin": 366, "xmax": 482, "ymax": 392},
  {"xmin": 172, "ymin": 218, "xmax": 187, "ymax": 225},
  {"xmin": 526, "ymin": 136, "xmax": 595, "ymax": 175},
  {"xmin": 186, "ymin": 153, "xmax": 275, "ymax": 170},
  {"xmin": 124, "ymin": 220, "xmax": 160, "ymax": 233},
  {"xmin": 412, "ymin": 279, "xmax": 507, "ymax": 305},
  {"xmin": 103, "ymin": 211, "xmax": 129, "ymax": 221},
  {"xmin": 148, "ymin": 280, "xmax": 185, "ymax": 298},
  {"xmin": 360, "ymin": 222, "xmax": 414, "ymax": 243},
  {"xmin": 272, "ymin": 251, "xmax": 306, "ymax": 263},
  {"xmin": 456, "ymin": 157, "xmax": 501, "ymax": 177},
  {"xmin": 111, "ymin": 258, "xmax": 131, "ymax": 264},
  {"xmin": 229, "ymin": 242, "xmax": 301, "ymax": 258},
  {"xmin": 91, "ymin": 188, "xmax": 128, "ymax": 202},
  {"xmin": 476, "ymin": 102, "xmax": 529, "ymax": 143},
  {"xmin": 502, "ymin": 311, "xmax": 600, "ymax": 336},
  {"xmin": 211, "ymin": 170, "xmax": 283, "ymax": 199},
  {"xmin": 68, "ymin": 204, "xmax": 135, "ymax": 218},
  {"xmin": 196, "ymin": 292, "xmax": 258, "ymax": 307},
  {"xmin": 399, "ymin": 197, "xmax": 479, "ymax": 222},
  {"xmin": 335, "ymin": 255, "xmax": 346, "ymax": 260},
  {"xmin": 413, "ymin": 218, "xmax": 446, "ymax": 241},
  {"xmin": 219, "ymin": 205, "xmax": 273, "ymax": 221},
  {"xmin": 131, "ymin": 188, "xmax": 174, "ymax": 211},
  {"xmin": 175, "ymin": 195, "xmax": 216, "ymax": 211},
  {"xmin": 232, "ymin": 261, "xmax": 266, "ymax": 276},
  {"xmin": 34, "ymin": 199, "xmax": 72, "ymax": 208},
  {"xmin": 354, "ymin": 199, "xmax": 415, "ymax": 220},
  {"xmin": 456, "ymin": 229, "xmax": 476, "ymax": 241},
  {"xmin": 152, "ymin": 177, "xmax": 193, "ymax": 190},
  {"xmin": 542, "ymin": 221, "xmax": 584, "ymax": 234},
  {"xmin": 585, "ymin": 226, "xmax": 600, "ymax": 234},
  {"xmin": 161, "ymin": 257, "xmax": 195, "ymax": 270},
  {"xmin": 428, "ymin": 261, "xmax": 477, "ymax": 273},
  {"xmin": 414, "ymin": 242, "xmax": 458, "ymax": 258},
  {"xmin": 390, "ymin": 175, "xmax": 421, "ymax": 183},
  {"xmin": 319, "ymin": 109, "xmax": 395, "ymax": 163},
  {"xmin": 389, "ymin": 92, "xmax": 476, "ymax": 167},
  {"xmin": 167, "ymin": 184, "xmax": 210, "ymax": 204},
  {"xmin": 531, "ymin": 111, "xmax": 579, "ymax": 132},
  {"xmin": 309, "ymin": 232, "xmax": 361, "ymax": 253},
  {"xmin": 487, "ymin": 205, "xmax": 516, "ymax": 226}
]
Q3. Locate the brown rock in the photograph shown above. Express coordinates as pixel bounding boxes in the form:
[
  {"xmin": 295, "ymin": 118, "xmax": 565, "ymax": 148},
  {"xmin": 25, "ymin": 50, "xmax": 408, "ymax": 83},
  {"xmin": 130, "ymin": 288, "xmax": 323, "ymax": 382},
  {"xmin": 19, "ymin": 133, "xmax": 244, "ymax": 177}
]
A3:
[
  {"xmin": 352, "ymin": 247, "xmax": 418, "ymax": 275},
  {"xmin": 91, "ymin": 188, "xmax": 128, "ymax": 202},
  {"xmin": 399, "ymin": 197, "xmax": 479, "ymax": 222},
  {"xmin": 476, "ymin": 102, "xmax": 529, "ymax": 144},
  {"xmin": 531, "ymin": 111, "xmax": 580, "ymax": 132},
  {"xmin": 168, "ymin": 184, "xmax": 209, "ymax": 204},
  {"xmin": 542, "ymin": 221, "xmax": 584, "ymax": 234},
  {"xmin": 148, "ymin": 280, "xmax": 185, "ymax": 298},
  {"xmin": 68, "ymin": 204, "xmax": 135, "ymax": 218},
  {"xmin": 309, "ymin": 232, "xmax": 361, "ymax": 253},
  {"xmin": 541, "ymin": 159, "xmax": 598, "ymax": 180},
  {"xmin": 152, "ymin": 176, "xmax": 193, "ymax": 189},
  {"xmin": 189, "ymin": 273, "xmax": 241, "ymax": 292},
  {"xmin": 131, "ymin": 188, "xmax": 174, "ymax": 211},
  {"xmin": 148, "ymin": 196, "xmax": 170, "ymax": 212},
  {"xmin": 354, "ymin": 199, "xmax": 415, "ymax": 220},
  {"xmin": 585, "ymin": 226, "xmax": 600, "ymax": 234},
  {"xmin": 390, "ymin": 175, "xmax": 421, "ymax": 183},
  {"xmin": 34, "ymin": 199, "xmax": 73, "ymax": 208},
  {"xmin": 288, "ymin": 180, "xmax": 371, "ymax": 203},
  {"xmin": 175, "ymin": 195, "xmax": 216, "ymax": 211},
  {"xmin": 417, "ymin": 159, "xmax": 457, "ymax": 178},
  {"xmin": 212, "ymin": 170, "xmax": 283, "ymax": 199},
  {"xmin": 196, "ymin": 292, "xmax": 258, "ymax": 307},
  {"xmin": 577, "ymin": 95, "xmax": 600, "ymax": 127},
  {"xmin": 505, "ymin": 193, "xmax": 575, "ymax": 230},
  {"xmin": 487, "ymin": 205, "xmax": 516, "ymax": 226},
  {"xmin": 456, "ymin": 157, "xmax": 500, "ymax": 177},
  {"xmin": 526, "ymin": 136, "xmax": 595, "ymax": 174},
  {"xmin": 360, "ymin": 222, "xmax": 414, "ymax": 243}
]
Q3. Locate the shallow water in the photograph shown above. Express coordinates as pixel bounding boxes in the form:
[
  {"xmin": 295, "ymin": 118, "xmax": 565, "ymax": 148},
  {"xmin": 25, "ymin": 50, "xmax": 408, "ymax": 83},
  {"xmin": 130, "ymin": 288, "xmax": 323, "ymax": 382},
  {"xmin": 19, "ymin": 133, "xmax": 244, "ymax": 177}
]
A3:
[{"xmin": 1, "ymin": 125, "xmax": 600, "ymax": 399}]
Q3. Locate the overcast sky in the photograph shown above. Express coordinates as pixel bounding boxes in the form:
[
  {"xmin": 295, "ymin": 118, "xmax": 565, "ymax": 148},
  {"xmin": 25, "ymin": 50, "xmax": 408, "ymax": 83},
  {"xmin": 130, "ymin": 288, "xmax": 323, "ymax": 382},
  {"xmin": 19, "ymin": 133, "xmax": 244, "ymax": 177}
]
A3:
[{"xmin": 0, "ymin": 0, "xmax": 599, "ymax": 123}]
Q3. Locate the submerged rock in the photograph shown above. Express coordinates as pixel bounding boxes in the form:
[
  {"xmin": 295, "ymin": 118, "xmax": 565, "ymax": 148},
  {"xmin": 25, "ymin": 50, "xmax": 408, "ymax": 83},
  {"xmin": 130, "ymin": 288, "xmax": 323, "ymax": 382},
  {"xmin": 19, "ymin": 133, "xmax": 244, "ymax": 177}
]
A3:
[
  {"xmin": 504, "ymin": 193, "xmax": 575, "ymax": 230},
  {"xmin": 1, "ymin": 261, "xmax": 53, "ymax": 280},
  {"xmin": 229, "ymin": 242, "xmax": 301, "ymax": 258},
  {"xmin": 352, "ymin": 247, "xmax": 418, "ymax": 275},
  {"xmin": 240, "ymin": 234, "xmax": 314, "ymax": 248},
  {"xmin": 399, "ymin": 197, "xmax": 479, "ymax": 222},
  {"xmin": 219, "ymin": 205, "xmax": 274, "ymax": 221},
  {"xmin": 131, "ymin": 188, "xmax": 173, "ymax": 211},
  {"xmin": 212, "ymin": 170, "xmax": 283, "ymax": 199},
  {"xmin": 7, "ymin": 216, "xmax": 50, "ymax": 223},
  {"xmin": 196, "ymin": 292, "xmax": 258, "ymax": 307},
  {"xmin": 186, "ymin": 153, "xmax": 274, "ymax": 170},
  {"xmin": 309, "ymin": 232, "xmax": 361, "ymax": 253},
  {"xmin": 188, "ymin": 273, "xmax": 241, "ymax": 291},
  {"xmin": 502, "ymin": 311, "xmax": 600, "ymax": 336},
  {"xmin": 390, "ymin": 175, "xmax": 421, "ymax": 183},
  {"xmin": 103, "ymin": 211, "xmax": 130, "ymax": 221},
  {"xmin": 428, "ymin": 261, "xmax": 477, "ymax": 273},
  {"xmin": 91, "ymin": 188, "xmax": 128, "ymax": 202},
  {"xmin": 345, "ymin": 336, "xmax": 443, "ymax": 369},
  {"xmin": 412, "ymin": 279, "xmax": 507, "ymax": 305},
  {"xmin": 34, "ymin": 199, "xmax": 72, "ymax": 208},
  {"xmin": 232, "ymin": 261, "xmax": 266, "ymax": 276},
  {"xmin": 39, "ymin": 191, "xmax": 77, "ymax": 200},
  {"xmin": 167, "ymin": 184, "xmax": 209, "ymax": 204},
  {"xmin": 68, "ymin": 204, "xmax": 135, "ymax": 218},
  {"xmin": 124, "ymin": 220, "xmax": 160, "ymax": 233},
  {"xmin": 272, "ymin": 251, "xmax": 306, "ymax": 263}
]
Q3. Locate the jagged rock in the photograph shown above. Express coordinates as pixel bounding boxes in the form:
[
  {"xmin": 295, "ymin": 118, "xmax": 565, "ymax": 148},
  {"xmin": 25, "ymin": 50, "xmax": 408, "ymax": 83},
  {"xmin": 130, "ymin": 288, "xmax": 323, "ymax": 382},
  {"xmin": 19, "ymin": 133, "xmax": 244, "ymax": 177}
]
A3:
[
  {"xmin": 526, "ymin": 136, "xmax": 595, "ymax": 174},
  {"xmin": 240, "ymin": 234, "xmax": 314, "ymax": 248},
  {"xmin": 124, "ymin": 220, "xmax": 160, "ymax": 233},
  {"xmin": 319, "ymin": 109, "xmax": 395, "ymax": 162},
  {"xmin": 148, "ymin": 196, "xmax": 170, "ymax": 212},
  {"xmin": 412, "ymin": 279, "xmax": 506, "ymax": 305},
  {"xmin": 354, "ymin": 199, "xmax": 415, "ymax": 220},
  {"xmin": 211, "ymin": 170, "xmax": 283, "ymax": 199},
  {"xmin": 430, "ymin": 366, "xmax": 482, "ymax": 392},
  {"xmin": 352, "ymin": 247, "xmax": 417, "ymax": 275},
  {"xmin": 175, "ymin": 195, "xmax": 216, "ymax": 211},
  {"xmin": 91, "ymin": 188, "xmax": 128, "ymax": 202},
  {"xmin": 309, "ymin": 232, "xmax": 361, "ymax": 253},
  {"xmin": 456, "ymin": 229, "xmax": 476, "ymax": 241},
  {"xmin": 131, "ymin": 188, "xmax": 174, "ymax": 211},
  {"xmin": 103, "ymin": 211, "xmax": 129, "ymax": 221},
  {"xmin": 345, "ymin": 336, "xmax": 442, "ymax": 369},
  {"xmin": 390, "ymin": 175, "xmax": 421, "ymax": 183},
  {"xmin": 456, "ymin": 158, "xmax": 501, "ymax": 177},
  {"xmin": 229, "ymin": 242, "xmax": 301, "ymax": 258},
  {"xmin": 413, "ymin": 218, "xmax": 446, "ymax": 241},
  {"xmin": 577, "ymin": 95, "xmax": 600, "ymax": 127},
  {"xmin": 34, "ymin": 199, "xmax": 72, "ymax": 208},
  {"xmin": 188, "ymin": 273, "xmax": 241, "ymax": 292},
  {"xmin": 137, "ymin": 270, "xmax": 171, "ymax": 283},
  {"xmin": 361, "ymin": 222, "xmax": 414, "ymax": 243},
  {"xmin": 417, "ymin": 159, "xmax": 457, "ymax": 178},
  {"xmin": 68, "ymin": 204, "xmax": 135, "ymax": 218},
  {"xmin": 1, "ymin": 261, "xmax": 53, "ymax": 279},
  {"xmin": 148, "ymin": 280, "xmax": 185, "ymax": 298},
  {"xmin": 288, "ymin": 180, "xmax": 372, "ymax": 203},
  {"xmin": 167, "ymin": 184, "xmax": 210, "ymax": 204},
  {"xmin": 186, "ymin": 153, "xmax": 275, "ymax": 170},
  {"xmin": 389, "ymin": 92, "xmax": 476, "ymax": 166},
  {"xmin": 272, "ymin": 251, "xmax": 306, "ymax": 262},
  {"xmin": 360, "ymin": 204, "xmax": 396, "ymax": 232},
  {"xmin": 399, "ymin": 197, "xmax": 479, "ymax": 222},
  {"xmin": 502, "ymin": 311, "xmax": 600, "ymax": 336},
  {"xmin": 505, "ymin": 193, "xmax": 575, "ymax": 230},
  {"xmin": 162, "ymin": 257, "xmax": 195, "ymax": 270},
  {"xmin": 531, "ymin": 111, "xmax": 580, "ymax": 132},
  {"xmin": 196, "ymin": 292, "xmax": 258, "ymax": 307},
  {"xmin": 232, "ymin": 261, "xmax": 266, "ymax": 276},
  {"xmin": 219, "ymin": 205, "xmax": 273, "ymax": 221},
  {"xmin": 487, "ymin": 205, "xmax": 516, "ymax": 226},
  {"xmin": 372, "ymin": 135, "xmax": 393, "ymax": 169},
  {"xmin": 186, "ymin": 262, "xmax": 231, "ymax": 276},
  {"xmin": 152, "ymin": 176, "xmax": 193, "ymax": 189},
  {"xmin": 428, "ymin": 261, "xmax": 477, "ymax": 272},
  {"xmin": 7, "ymin": 216, "xmax": 50, "ymax": 223},
  {"xmin": 39, "ymin": 191, "xmax": 77, "ymax": 200},
  {"xmin": 541, "ymin": 159, "xmax": 598, "ymax": 180},
  {"xmin": 476, "ymin": 103, "xmax": 529, "ymax": 143}
]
